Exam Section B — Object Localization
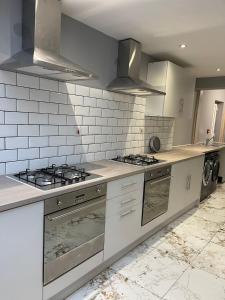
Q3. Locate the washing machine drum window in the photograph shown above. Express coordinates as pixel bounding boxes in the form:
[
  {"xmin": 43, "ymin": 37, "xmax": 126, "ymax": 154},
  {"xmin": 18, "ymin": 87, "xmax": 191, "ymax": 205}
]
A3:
[
  {"xmin": 212, "ymin": 160, "xmax": 220, "ymax": 182},
  {"xmin": 202, "ymin": 160, "xmax": 212, "ymax": 187}
]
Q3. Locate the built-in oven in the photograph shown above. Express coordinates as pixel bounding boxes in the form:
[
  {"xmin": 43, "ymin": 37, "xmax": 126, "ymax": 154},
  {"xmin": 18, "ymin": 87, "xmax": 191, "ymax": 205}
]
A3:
[
  {"xmin": 142, "ymin": 166, "xmax": 171, "ymax": 226},
  {"xmin": 43, "ymin": 183, "xmax": 107, "ymax": 285}
]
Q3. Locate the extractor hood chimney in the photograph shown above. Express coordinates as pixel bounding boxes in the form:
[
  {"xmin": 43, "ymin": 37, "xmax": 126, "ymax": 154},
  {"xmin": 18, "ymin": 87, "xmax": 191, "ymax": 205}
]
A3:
[
  {"xmin": 0, "ymin": 0, "xmax": 97, "ymax": 81},
  {"xmin": 107, "ymin": 39, "xmax": 165, "ymax": 97}
]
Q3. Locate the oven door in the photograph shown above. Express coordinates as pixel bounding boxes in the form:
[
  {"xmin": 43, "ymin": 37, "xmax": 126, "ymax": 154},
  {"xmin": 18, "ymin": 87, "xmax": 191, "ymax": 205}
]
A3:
[
  {"xmin": 142, "ymin": 175, "xmax": 171, "ymax": 226},
  {"xmin": 44, "ymin": 196, "xmax": 105, "ymax": 285}
]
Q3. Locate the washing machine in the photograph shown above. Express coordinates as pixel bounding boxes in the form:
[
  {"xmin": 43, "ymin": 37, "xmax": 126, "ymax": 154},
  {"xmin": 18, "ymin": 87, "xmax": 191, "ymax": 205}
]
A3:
[{"xmin": 200, "ymin": 152, "xmax": 220, "ymax": 201}]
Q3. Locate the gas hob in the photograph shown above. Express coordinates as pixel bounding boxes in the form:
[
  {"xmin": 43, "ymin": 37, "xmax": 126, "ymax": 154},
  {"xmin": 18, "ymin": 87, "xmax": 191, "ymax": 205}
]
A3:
[
  {"xmin": 14, "ymin": 164, "xmax": 101, "ymax": 190},
  {"xmin": 112, "ymin": 154, "xmax": 162, "ymax": 166}
]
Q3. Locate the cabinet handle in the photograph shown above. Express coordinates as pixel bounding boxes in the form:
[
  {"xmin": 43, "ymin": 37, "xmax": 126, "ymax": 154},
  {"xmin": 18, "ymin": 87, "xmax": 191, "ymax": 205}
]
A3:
[
  {"xmin": 120, "ymin": 209, "xmax": 135, "ymax": 217},
  {"xmin": 121, "ymin": 182, "xmax": 137, "ymax": 189},
  {"xmin": 121, "ymin": 198, "xmax": 136, "ymax": 205},
  {"xmin": 186, "ymin": 175, "xmax": 191, "ymax": 190}
]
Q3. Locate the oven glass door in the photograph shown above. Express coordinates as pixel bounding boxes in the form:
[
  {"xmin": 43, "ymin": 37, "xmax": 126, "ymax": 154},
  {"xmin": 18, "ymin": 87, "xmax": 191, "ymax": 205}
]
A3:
[
  {"xmin": 44, "ymin": 196, "xmax": 105, "ymax": 285},
  {"xmin": 142, "ymin": 176, "xmax": 171, "ymax": 226}
]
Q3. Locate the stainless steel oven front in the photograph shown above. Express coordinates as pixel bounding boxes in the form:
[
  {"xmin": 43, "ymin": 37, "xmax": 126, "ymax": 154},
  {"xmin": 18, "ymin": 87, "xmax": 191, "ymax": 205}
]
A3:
[
  {"xmin": 43, "ymin": 183, "xmax": 107, "ymax": 285},
  {"xmin": 142, "ymin": 166, "xmax": 171, "ymax": 226}
]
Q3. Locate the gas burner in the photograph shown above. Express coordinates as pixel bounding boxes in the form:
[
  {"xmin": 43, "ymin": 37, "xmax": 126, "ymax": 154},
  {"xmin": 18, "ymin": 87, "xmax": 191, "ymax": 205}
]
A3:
[
  {"xmin": 112, "ymin": 154, "xmax": 162, "ymax": 166},
  {"xmin": 14, "ymin": 164, "xmax": 100, "ymax": 190}
]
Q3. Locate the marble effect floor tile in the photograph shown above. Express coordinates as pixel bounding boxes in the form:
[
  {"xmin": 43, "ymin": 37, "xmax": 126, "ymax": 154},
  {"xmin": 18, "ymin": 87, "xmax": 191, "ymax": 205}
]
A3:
[
  {"xmin": 187, "ymin": 205, "xmax": 225, "ymax": 225},
  {"xmin": 67, "ymin": 269, "xmax": 160, "ymax": 300},
  {"xmin": 111, "ymin": 247, "xmax": 189, "ymax": 298},
  {"xmin": 192, "ymin": 242, "xmax": 225, "ymax": 279},
  {"xmin": 163, "ymin": 267, "xmax": 225, "ymax": 300},
  {"xmin": 156, "ymin": 230, "xmax": 208, "ymax": 264},
  {"xmin": 211, "ymin": 225, "xmax": 225, "ymax": 248}
]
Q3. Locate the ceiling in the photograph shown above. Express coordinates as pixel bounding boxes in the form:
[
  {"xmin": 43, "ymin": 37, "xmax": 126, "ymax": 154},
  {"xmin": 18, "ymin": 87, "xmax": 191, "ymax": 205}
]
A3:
[{"xmin": 62, "ymin": 0, "xmax": 225, "ymax": 78}]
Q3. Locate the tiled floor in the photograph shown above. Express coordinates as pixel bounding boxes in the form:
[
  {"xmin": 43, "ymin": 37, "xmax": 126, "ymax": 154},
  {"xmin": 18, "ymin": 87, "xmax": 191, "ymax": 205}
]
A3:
[{"xmin": 67, "ymin": 185, "xmax": 225, "ymax": 300}]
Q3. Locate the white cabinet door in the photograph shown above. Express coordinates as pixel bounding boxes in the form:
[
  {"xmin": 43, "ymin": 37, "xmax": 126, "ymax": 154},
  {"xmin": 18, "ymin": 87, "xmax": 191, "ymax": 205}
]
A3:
[
  {"xmin": 168, "ymin": 157, "xmax": 204, "ymax": 218},
  {"xmin": 0, "ymin": 202, "xmax": 43, "ymax": 300},
  {"xmin": 147, "ymin": 61, "xmax": 195, "ymax": 118},
  {"xmin": 104, "ymin": 174, "xmax": 144, "ymax": 260}
]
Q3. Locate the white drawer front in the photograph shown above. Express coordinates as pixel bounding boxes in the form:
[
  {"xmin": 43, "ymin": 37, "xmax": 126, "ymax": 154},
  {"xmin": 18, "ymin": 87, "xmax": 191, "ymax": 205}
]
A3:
[
  {"xmin": 104, "ymin": 203, "xmax": 142, "ymax": 260},
  {"xmin": 107, "ymin": 173, "xmax": 144, "ymax": 199},
  {"xmin": 106, "ymin": 190, "xmax": 142, "ymax": 217}
]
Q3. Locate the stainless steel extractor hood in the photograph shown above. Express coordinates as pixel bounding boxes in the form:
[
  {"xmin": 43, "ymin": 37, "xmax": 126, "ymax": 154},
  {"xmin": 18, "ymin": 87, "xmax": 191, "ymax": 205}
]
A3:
[
  {"xmin": 107, "ymin": 39, "xmax": 165, "ymax": 97},
  {"xmin": 0, "ymin": 0, "xmax": 96, "ymax": 81}
]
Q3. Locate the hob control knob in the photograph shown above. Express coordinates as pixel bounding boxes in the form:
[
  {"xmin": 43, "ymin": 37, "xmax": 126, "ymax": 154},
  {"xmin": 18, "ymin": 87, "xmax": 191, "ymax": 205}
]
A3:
[
  {"xmin": 97, "ymin": 186, "xmax": 102, "ymax": 193},
  {"xmin": 57, "ymin": 199, "xmax": 62, "ymax": 207}
]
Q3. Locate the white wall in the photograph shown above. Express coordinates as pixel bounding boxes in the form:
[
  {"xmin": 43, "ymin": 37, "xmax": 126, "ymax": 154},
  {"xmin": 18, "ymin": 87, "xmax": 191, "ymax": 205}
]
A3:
[{"xmin": 195, "ymin": 89, "xmax": 225, "ymax": 142}]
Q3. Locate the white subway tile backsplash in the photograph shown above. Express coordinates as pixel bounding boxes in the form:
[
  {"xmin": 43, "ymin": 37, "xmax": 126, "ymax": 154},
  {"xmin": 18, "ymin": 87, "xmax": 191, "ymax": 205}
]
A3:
[
  {"xmin": 90, "ymin": 88, "xmax": 102, "ymax": 98},
  {"xmin": 0, "ymin": 71, "xmax": 175, "ymax": 174},
  {"xmin": 30, "ymin": 89, "xmax": 50, "ymax": 102},
  {"xmin": 29, "ymin": 113, "xmax": 48, "ymax": 125},
  {"xmin": 18, "ymin": 125, "xmax": 39, "ymax": 136},
  {"xmin": 67, "ymin": 115, "xmax": 82, "ymax": 126},
  {"xmin": 17, "ymin": 74, "xmax": 39, "ymax": 89},
  {"xmin": 6, "ymin": 160, "xmax": 28, "ymax": 174},
  {"xmin": 18, "ymin": 148, "xmax": 39, "ymax": 160},
  {"xmin": 50, "ymin": 92, "xmax": 68, "ymax": 104},
  {"xmin": 17, "ymin": 99, "xmax": 39, "ymax": 113},
  {"xmin": 39, "ymin": 102, "xmax": 58, "ymax": 114},
  {"xmin": 59, "ymin": 104, "xmax": 75, "ymax": 115},
  {"xmin": 5, "ymin": 137, "xmax": 28, "ymax": 149},
  {"xmin": 75, "ymin": 85, "xmax": 89, "ymax": 96},
  {"xmin": 83, "ymin": 116, "xmax": 95, "ymax": 126},
  {"xmin": 0, "ymin": 125, "xmax": 17, "ymax": 137},
  {"xmin": 49, "ymin": 135, "xmax": 66, "ymax": 146},
  {"xmin": 0, "ymin": 70, "xmax": 16, "ymax": 85},
  {"xmin": 58, "ymin": 145, "xmax": 74, "ymax": 156},
  {"xmin": 75, "ymin": 106, "xmax": 89, "ymax": 116},
  {"xmin": 49, "ymin": 156, "xmax": 67, "ymax": 166},
  {"xmin": 68, "ymin": 95, "xmax": 83, "ymax": 106},
  {"xmin": 0, "ymin": 112, "xmax": 4, "ymax": 124},
  {"xmin": 59, "ymin": 82, "xmax": 76, "ymax": 94},
  {"xmin": 83, "ymin": 96, "xmax": 97, "ymax": 107},
  {"xmin": 40, "ymin": 147, "xmax": 57, "ymax": 158},
  {"xmin": 0, "ymin": 163, "xmax": 5, "ymax": 175},
  {"xmin": 29, "ymin": 137, "xmax": 48, "ymax": 148},
  {"xmin": 6, "ymin": 85, "xmax": 29, "ymax": 100},
  {"xmin": 0, "ymin": 149, "xmax": 17, "ymax": 162},
  {"xmin": 0, "ymin": 84, "xmax": 5, "ymax": 97},
  {"xmin": 49, "ymin": 114, "xmax": 67, "ymax": 125},
  {"xmin": 40, "ymin": 125, "xmax": 58, "ymax": 136},
  {"xmin": 0, "ymin": 138, "xmax": 4, "ymax": 149},
  {"xmin": 40, "ymin": 78, "xmax": 58, "ymax": 92},
  {"xmin": 59, "ymin": 126, "xmax": 76, "ymax": 136},
  {"xmin": 0, "ymin": 98, "xmax": 17, "ymax": 111},
  {"xmin": 29, "ymin": 158, "xmax": 49, "ymax": 170}
]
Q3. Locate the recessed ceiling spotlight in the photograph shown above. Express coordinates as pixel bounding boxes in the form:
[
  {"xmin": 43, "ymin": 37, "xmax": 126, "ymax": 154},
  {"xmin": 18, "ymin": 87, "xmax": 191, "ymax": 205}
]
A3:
[
  {"xmin": 180, "ymin": 44, "xmax": 187, "ymax": 48},
  {"xmin": 216, "ymin": 68, "xmax": 221, "ymax": 72}
]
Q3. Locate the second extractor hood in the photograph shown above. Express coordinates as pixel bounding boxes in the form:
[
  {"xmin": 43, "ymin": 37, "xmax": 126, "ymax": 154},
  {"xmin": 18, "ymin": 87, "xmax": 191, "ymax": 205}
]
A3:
[
  {"xmin": 0, "ymin": 0, "xmax": 96, "ymax": 81},
  {"xmin": 107, "ymin": 39, "xmax": 165, "ymax": 97}
]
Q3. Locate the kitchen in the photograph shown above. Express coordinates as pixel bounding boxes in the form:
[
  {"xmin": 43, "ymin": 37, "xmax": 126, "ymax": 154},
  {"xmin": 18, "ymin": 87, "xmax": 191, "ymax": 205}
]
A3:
[{"xmin": 0, "ymin": 0, "xmax": 225, "ymax": 299}]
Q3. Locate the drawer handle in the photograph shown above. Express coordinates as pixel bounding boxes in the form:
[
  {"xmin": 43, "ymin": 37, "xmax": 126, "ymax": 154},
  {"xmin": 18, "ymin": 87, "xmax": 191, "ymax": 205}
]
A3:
[
  {"xmin": 121, "ymin": 198, "xmax": 136, "ymax": 205},
  {"xmin": 120, "ymin": 209, "xmax": 135, "ymax": 217},
  {"xmin": 121, "ymin": 182, "xmax": 137, "ymax": 189}
]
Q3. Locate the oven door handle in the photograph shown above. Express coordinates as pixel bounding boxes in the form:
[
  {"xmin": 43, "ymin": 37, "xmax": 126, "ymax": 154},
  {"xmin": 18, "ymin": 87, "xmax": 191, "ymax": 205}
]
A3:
[
  {"xmin": 147, "ymin": 175, "xmax": 171, "ymax": 185},
  {"xmin": 46, "ymin": 197, "xmax": 105, "ymax": 222}
]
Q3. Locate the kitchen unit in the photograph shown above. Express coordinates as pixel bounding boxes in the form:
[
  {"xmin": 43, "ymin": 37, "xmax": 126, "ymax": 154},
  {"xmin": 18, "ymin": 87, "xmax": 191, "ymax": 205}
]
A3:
[
  {"xmin": 0, "ymin": 148, "xmax": 212, "ymax": 300},
  {"xmin": 146, "ymin": 61, "xmax": 195, "ymax": 117}
]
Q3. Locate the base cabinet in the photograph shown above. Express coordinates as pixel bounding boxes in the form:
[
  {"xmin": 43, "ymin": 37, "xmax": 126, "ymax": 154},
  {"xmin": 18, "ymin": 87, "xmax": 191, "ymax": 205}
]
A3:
[
  {"xmin": 168, "ymin": 156, "xmax": 204, "ymax": 218},
  {"xmin": 104, "ymin": 174, "xmax": 144, "ymax": 260},
  {"xmin": 0, "ymin": 202, "xmax": 43, "ymax": 300}
]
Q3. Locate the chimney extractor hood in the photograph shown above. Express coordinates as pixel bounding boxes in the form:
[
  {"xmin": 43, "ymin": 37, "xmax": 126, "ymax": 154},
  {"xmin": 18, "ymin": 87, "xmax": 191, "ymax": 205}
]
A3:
[
  {"xmin": 0, "ymin": 0, "xmax": 97, "ymax": 81},
  {"xmin": 107, "ymin": 39, "xmax": 165, "ymax": 97}
]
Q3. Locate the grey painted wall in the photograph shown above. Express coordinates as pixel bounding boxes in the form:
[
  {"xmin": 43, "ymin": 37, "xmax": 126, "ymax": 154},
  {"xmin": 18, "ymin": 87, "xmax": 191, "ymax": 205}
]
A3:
[
  {"xmin": 0, "ymin": 1, "xmax": 155, "ymax": 89},
  {"xmin": 196, "ymin": 76, "xmax": 225, "ymax": 90}
]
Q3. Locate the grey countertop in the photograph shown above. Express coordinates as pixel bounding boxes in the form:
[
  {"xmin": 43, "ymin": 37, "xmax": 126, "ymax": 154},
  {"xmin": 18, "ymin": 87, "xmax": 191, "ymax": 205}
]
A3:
[{"xmin": 1, "ymin": 143, "xmax": 224, "ymax": 213}]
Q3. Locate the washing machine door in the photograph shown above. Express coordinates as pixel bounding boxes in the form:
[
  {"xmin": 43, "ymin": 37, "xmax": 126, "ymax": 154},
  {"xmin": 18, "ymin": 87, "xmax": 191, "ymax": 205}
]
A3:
[
  {"xmin": 212, "ymin": 160, "xmax": 220, "ymax": 182},
  {"xmin": 202, "ymin": 160, "xmax": 212, "ymax": 187}
]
